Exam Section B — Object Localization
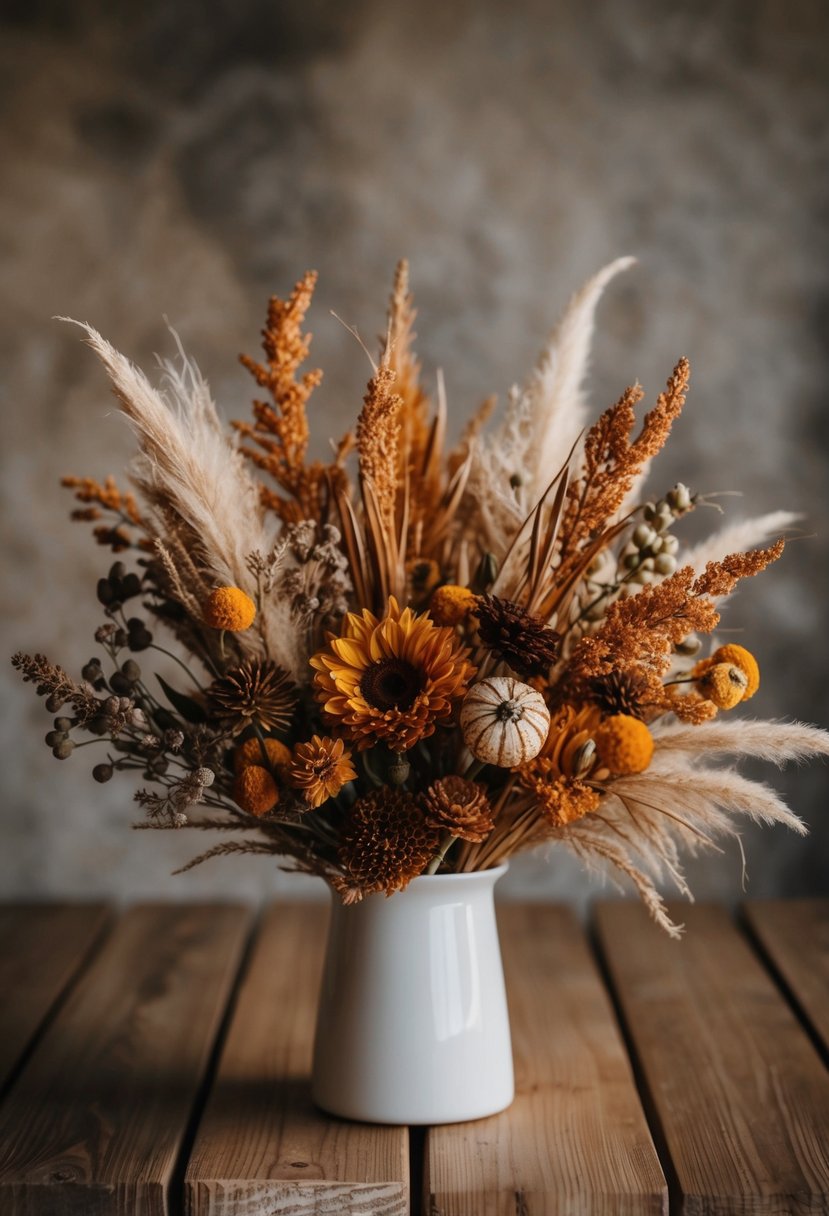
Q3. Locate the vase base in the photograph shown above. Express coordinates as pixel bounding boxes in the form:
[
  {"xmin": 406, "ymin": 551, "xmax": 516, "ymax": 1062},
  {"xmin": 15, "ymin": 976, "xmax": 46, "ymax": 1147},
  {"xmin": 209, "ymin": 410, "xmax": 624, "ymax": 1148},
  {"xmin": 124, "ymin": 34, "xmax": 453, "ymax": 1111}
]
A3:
[{"xmin": 311, "ymin": 1084, "xmax": 515, "ymax": 1126}]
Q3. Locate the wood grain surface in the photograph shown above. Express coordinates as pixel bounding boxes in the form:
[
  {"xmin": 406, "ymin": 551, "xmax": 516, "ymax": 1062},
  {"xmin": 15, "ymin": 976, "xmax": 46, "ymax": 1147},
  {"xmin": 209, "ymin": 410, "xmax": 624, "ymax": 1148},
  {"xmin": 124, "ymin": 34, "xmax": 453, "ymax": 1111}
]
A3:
[
  {"xmin": 595, "ymin": 901, "xmax": 829, "ymax": 1216},
  {"xmin": 744, "ymin": 898, "xmax": 829, "ymax": 1059},
  {"xmin": 184, "ymin": 902, "xmax": 409, "ymax": 1216},
  {"xmin": 0, "ymin": 903, "xmax": 110, "ymax": 1093},
  {"xmin": 0, "ymin": 904, "xmax": 251, "ymax": 1216},
  {"xmin": 425, "ymin": 904, "xmax": 667, "ymax": 1216}
]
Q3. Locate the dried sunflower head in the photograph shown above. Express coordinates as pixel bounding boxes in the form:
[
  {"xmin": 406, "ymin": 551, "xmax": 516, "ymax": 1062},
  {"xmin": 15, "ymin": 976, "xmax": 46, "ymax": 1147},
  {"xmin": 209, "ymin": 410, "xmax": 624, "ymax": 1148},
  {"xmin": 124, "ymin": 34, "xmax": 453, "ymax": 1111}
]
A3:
[
  {"xmin": 208, "ymin": 659, "xmax": 297, "ymax": 735},
  {"xmin": 336, "ymin": 787, "xmax": 440, "ymax": 899},
  {"xmin": 474, "ymin": 595, "xmax": 560, "ymax": 679},
  {"xmin": 422, "ymin": 776, "xmax": 494, "ymax": 842},
  {"xmin": 310, "ymin": 596, "xmax": 472, "ymax": 753}
]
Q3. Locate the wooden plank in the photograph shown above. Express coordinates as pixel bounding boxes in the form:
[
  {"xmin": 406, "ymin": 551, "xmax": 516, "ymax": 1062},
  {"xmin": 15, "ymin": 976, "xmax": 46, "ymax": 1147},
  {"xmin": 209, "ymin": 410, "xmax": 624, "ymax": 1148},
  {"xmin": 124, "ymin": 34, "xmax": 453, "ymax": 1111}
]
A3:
[
  {"xmin": 425, "ymin": 905, "xmax": 667, "ymax": 1216},
  {"xmin": 595, "ymin": 901, "xmax": 829, "ymax": 1216},
  {"xmin": 185, "ymin": 902, "xmax": 409, "ymax": 1216},
  {"xmin": 0, "ymin": 904, "xmax": 251, "ymax": 1216},
  {"xmin": 0, "ymin": 904, "xmax": 110, "ymax": 1091},
  {"xmin": 744, "ymin": 898, "xmax": 829, "ymax": 1060}
]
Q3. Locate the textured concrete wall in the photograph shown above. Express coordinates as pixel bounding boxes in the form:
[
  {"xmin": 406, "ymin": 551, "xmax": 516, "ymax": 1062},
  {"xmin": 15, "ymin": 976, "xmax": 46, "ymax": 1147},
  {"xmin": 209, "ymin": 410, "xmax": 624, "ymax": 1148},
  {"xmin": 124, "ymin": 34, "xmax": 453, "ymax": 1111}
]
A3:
[{"xmin": 2, "ymin": 0, "xmax": 827, "ymax": 907}]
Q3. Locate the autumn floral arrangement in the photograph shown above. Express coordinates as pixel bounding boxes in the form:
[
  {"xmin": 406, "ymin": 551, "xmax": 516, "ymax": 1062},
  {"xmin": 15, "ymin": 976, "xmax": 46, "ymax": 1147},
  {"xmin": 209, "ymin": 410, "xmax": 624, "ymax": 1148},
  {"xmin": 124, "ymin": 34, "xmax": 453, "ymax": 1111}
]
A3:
[{"xmin": 12, "ymin": 258, "xmax": 829, "ymax": 935}]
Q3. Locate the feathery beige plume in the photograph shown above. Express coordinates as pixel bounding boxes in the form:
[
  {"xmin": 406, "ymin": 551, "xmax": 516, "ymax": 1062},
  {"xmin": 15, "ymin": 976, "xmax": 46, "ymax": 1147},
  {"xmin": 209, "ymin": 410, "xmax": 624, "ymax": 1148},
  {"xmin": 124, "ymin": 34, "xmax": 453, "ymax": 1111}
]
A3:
[
  {"xmin": 65, "ymin": 321, "xmax": 304, "ymax": 678},
  {"xmin": 459, "ymin": 257, "xmax": 634, "ymax": 558},
  {"xmin": 651, "ymin": 717, "xmax": 829, "ymax": 767},
  {"xmin": 680, "ymin": 511, "xmax": 801, "ymax": 587},
  {"xmin": 518, "ymin": 256, "xmax": 636, "ymax": 506}
]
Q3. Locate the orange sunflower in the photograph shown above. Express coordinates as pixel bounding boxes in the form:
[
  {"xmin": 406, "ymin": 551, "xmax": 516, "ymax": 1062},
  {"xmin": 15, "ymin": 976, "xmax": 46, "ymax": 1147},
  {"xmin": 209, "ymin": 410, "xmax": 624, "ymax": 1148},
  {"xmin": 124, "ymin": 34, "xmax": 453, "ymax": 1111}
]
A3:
[{"xmin": 310, "ymin": 596, "xmax": 473, "ymax": 752}]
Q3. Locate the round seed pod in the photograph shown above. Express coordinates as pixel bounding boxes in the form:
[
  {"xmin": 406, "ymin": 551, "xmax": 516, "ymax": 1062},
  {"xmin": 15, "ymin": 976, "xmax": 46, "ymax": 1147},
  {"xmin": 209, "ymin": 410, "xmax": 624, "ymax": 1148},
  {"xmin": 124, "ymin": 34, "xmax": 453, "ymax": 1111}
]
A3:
[
  {"xmin": 52, "ymin": 740, "xmax": 74, "ymax": 759},
  {"xmin": 45, "ymin": 693, "xmax": 64, "ymax": 713},
  {"xmin": 96, "ymin": 579, "xmax": 114, "ymax": 605},
  {"xmin": 92, "ymin": 764, "xmax": 113, "ymax": 783},
  {"xmin": 460, "ymin": 676, "xmax": 550, "ymax": 767},
  {"xmin": 45, "ymin": 730, "xmax": 67, "ymax": 747},
  {"xmin": 121, "ymin": 573, "xmax": 142, "ymax": 599}
]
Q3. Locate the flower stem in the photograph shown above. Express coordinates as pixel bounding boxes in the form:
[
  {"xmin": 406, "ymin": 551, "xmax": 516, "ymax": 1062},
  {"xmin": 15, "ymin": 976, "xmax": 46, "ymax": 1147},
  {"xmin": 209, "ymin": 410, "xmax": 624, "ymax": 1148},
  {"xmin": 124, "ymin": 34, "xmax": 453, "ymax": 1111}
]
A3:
[
  {"xmin": 149, "ymin": 644, "xmax": 207, "ymax": 693},
  {"xmin": 426, "ymin": 831, "xmax": 457, "ymax": 875}
]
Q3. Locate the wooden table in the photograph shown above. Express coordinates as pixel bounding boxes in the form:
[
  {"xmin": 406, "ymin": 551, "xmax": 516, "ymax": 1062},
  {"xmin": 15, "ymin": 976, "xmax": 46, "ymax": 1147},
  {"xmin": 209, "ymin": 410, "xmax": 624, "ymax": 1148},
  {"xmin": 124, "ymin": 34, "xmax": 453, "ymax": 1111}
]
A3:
[{"xmin": 0, "ymin": 900, "xmax": 827, "ymax": 1215}]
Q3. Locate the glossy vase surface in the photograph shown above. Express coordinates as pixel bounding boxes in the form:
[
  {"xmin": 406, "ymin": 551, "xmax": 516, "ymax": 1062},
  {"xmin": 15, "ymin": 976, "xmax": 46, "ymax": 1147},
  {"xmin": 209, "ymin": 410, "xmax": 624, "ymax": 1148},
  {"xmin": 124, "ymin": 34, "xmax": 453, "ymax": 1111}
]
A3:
[{"xmin": 311, "ymin": 863, "xmax": 513, "ymax": 1124}]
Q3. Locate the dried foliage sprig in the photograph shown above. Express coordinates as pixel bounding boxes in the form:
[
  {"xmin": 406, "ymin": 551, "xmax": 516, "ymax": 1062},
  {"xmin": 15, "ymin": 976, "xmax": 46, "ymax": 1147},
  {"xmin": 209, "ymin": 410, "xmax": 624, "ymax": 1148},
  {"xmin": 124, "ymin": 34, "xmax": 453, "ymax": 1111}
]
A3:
[{"xmin": 13, "ymin": 260, "xmax": 828, "ymax": 932}]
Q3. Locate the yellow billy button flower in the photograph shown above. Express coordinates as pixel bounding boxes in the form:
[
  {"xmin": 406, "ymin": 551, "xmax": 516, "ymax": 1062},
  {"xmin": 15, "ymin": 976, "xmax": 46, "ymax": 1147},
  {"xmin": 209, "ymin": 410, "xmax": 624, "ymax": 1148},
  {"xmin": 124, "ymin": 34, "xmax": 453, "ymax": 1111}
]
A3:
[
  {"xmin": 204, "ymin": 586, "xmax": 257, "ymax": 631},
  {"xmin": 429, "ymin": 584, "xmax": 478, "ymax": 627},
  {"xmin": 695, "ymin": 662, "xmax": 748, "ymax": 710},
  {"xmin": 233, "ymin": 736, "xmax": 292, "ymax": 774},
  {"xmin": 233, "ymin": 764, "xmax": 279, "ymax": 817},
  {"xmin": 711, "ymin": 644, "xmax": 759, "ymax": 700},
  {"xmin": 594, "ymin": 714, "xmax": 654, "ymax": 775}
]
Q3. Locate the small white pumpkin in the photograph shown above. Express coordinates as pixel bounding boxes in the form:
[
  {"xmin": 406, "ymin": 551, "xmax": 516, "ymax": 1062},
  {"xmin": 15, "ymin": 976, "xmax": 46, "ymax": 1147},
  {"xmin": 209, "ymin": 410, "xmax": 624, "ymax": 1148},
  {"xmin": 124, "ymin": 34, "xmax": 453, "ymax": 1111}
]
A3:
[{"xmin": 460, "ymin": 676, "xmax": 551, "ymax": 767}]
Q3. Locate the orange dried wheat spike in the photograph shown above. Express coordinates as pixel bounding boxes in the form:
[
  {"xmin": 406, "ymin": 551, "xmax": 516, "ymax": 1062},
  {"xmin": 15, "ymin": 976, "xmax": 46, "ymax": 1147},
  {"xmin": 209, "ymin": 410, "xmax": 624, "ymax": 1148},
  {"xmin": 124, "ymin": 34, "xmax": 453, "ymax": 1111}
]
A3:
[{"xmin": 234, "ymin": 271, "xmax": 335, "ymax": 521}]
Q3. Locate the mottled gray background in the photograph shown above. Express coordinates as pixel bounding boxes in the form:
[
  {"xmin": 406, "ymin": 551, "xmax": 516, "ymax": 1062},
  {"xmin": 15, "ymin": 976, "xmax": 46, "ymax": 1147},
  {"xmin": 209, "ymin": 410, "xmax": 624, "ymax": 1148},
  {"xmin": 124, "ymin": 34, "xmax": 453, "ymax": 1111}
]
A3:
[{"xmin": 1, "ymin": 0, "xmax": 827, "ymax": 907}]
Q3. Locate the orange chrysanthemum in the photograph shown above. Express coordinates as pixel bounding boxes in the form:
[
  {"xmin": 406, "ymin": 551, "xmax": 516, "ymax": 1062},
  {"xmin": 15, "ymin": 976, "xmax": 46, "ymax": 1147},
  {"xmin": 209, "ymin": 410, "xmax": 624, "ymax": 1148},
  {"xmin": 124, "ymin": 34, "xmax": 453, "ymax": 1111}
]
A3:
[
  {"xmin": 517, "ymin": 703, "xmax": 604, "ymax": 828},
  {"xmin": 310, "ymin": 596, "xmax": 473, "ymax": 752},
  {"xmin": 288, "ymin": 735, "xmax": 357, "ymax": 808},
  {"xmin": 536, "ymin": 703, "xmax": 604, "ymax": 777},
  {"xmin": 520, "ymin": 767, "xmax": 601, "ymax": 828}
]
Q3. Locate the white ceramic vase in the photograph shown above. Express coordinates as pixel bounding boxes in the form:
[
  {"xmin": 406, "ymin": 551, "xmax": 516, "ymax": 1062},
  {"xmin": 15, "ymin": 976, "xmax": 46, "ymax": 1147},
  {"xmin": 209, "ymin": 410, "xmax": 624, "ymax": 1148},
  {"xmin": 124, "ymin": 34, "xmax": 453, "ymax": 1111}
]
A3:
[{"xmin": 311, "ymin": 863, "xmax": 514, "ymax": 1124}]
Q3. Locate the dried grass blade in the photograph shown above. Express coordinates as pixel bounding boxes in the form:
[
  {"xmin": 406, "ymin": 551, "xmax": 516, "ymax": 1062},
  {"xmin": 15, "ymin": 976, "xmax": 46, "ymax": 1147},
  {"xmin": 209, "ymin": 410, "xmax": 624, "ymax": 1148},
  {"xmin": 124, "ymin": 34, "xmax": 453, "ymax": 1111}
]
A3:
[{"xmin": 335, "ymin": 485, "xmax": 371, "ymax": 608}]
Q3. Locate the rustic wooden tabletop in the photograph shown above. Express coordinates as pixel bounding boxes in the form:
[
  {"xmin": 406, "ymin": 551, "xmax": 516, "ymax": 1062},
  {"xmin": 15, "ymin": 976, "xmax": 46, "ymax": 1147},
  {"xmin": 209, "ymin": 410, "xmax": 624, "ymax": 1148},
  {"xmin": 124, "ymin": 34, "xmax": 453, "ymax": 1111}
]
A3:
[{"xmin": 0, "ymin": 898, "xmax": 827, "ymax": 1215}]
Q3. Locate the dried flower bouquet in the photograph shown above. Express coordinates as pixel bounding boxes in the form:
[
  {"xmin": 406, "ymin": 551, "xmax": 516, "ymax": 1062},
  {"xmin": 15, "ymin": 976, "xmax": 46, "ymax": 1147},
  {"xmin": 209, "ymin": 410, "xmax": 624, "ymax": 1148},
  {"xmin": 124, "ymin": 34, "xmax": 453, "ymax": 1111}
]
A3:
[{"xmin": 13, "ymin": 259, "xmax": 829, "ymax": 935}]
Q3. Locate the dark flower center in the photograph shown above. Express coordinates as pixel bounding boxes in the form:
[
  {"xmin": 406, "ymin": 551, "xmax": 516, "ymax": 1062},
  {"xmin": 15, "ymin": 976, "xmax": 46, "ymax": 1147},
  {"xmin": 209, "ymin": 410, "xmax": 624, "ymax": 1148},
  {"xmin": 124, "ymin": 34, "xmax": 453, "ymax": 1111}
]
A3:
[{"xmin": 361, "ymin": 658, "xmax": 423, "ymax": 711}]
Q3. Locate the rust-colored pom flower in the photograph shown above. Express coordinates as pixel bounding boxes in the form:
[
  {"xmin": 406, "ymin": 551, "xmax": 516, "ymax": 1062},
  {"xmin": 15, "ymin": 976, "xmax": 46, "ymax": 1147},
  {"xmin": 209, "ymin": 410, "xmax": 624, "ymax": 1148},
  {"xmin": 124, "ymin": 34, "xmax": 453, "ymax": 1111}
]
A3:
[
  {"xmin": 695, "ymin": 662, "xmax": 748, "ymax": 710},
  {"xmin": 203, "ymin": 586, "xmax": 257, "ymax": 631},
  {"xmin": 430, "ymin": 584, "xmax": 477, "ymax": 626},
  {"xmin": 422, "ymin": 776, "xmax": 494, "ymax": 842},
  {"xmin": 337, "ymin": 787, "xmax": 440, "ymax": 898},
  {"xmin": 209, "ymin": 659, "xmax": 297, "ymax": 735},
  {"xmin": 288, "ymin": 735, "xmax": 357, "ymax": 808},
  {"xmin": 233, "ymin": 736, "xmax": 292, "ymax": 774},
  {"xmin": 474, "ymin": 594, "xmax": 560, "ymax": 678},
  {"xmin": 594, "ymin": 714, "xmax": 654, "ymax": 775},
  {"xmin": 233, "ymin": 764, "xmax": 279, "ymax": 816},
  {"xmin": 310, "ymin": 596, "xmax": 472, "ymax": 753}
]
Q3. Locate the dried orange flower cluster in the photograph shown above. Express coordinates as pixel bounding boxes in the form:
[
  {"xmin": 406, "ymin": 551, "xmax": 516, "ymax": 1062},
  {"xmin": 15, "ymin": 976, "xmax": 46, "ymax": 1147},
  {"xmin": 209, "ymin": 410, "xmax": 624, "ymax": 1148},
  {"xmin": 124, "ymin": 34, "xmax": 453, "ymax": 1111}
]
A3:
[{"xmin": 15, "ymin": 259, "xmax": 828, "ymax": 935}]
